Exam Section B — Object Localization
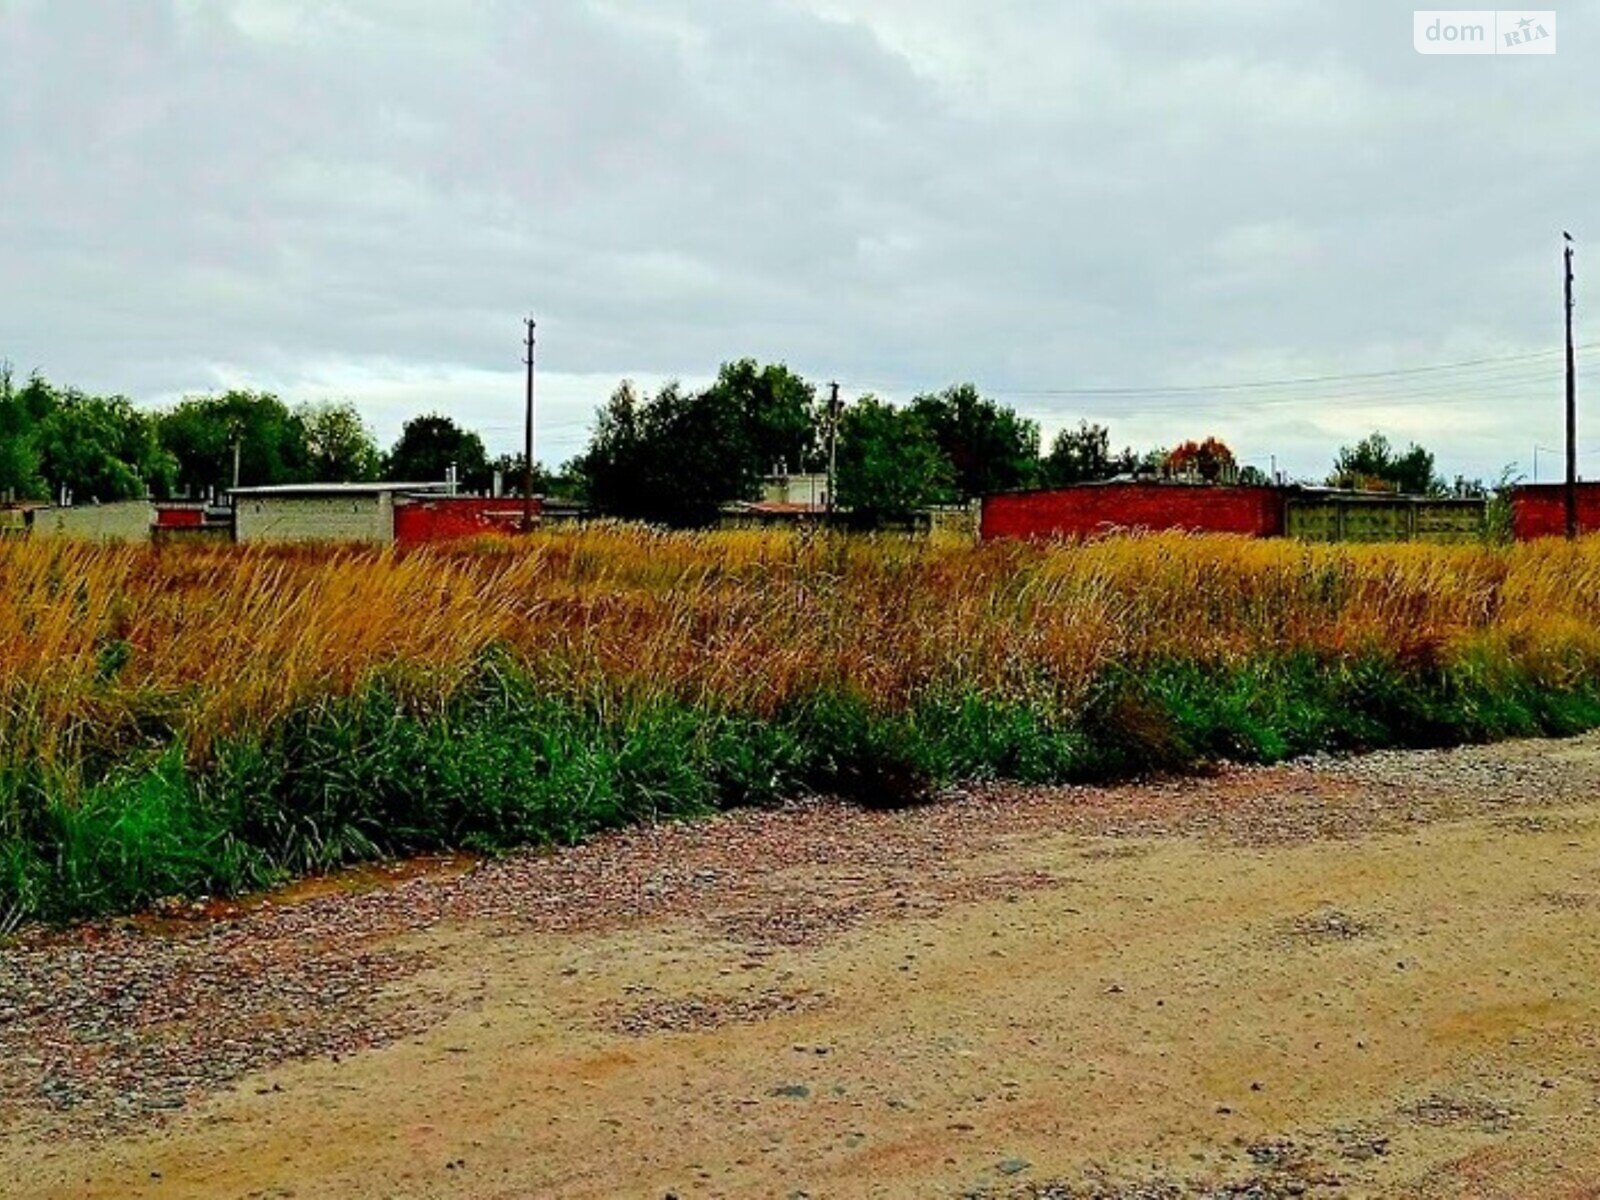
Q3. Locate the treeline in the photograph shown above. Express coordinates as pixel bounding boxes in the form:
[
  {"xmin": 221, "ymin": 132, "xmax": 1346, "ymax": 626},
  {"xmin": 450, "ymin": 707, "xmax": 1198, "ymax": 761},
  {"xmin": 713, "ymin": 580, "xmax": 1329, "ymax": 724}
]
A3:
[
  {"xmin": 573, "ymin": 359, "xmax": 1234, "ymax": 525},
  {"xmin": 0, "ymin": 367, "xmax": 546, "ymax": 504},
  {"xmin": 1, "ymin": 356, "xmax": 1458, "ymax": 519},
  {"xmin": 570, "ymin": 360, "xmax": 1458, "ymax": 524},
  {"xmin": 0, "ymin": 357, "xmax": 1149, "ymax": 516}
]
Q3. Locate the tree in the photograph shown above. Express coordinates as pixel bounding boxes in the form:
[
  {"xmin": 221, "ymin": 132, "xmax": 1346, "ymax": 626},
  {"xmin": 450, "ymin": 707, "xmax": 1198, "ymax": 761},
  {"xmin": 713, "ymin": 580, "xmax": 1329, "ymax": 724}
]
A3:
[
  {"xmin": 576, "ymin": 381, "xmax": 648, "ymax": 515},
  {"xmin": 1330, "ymin": 432, "xmax": 1443, "ymax": 495},
  {"xmin": 37, "ymin": 391, "xmax": 177, "ymax": 502},
  {"xmin": 385, "ymin": 414, "xmax": 489, "ymax": 490},
  {"xmin": 909, "ymin": 384, "xmax": 1038, "ymax": 498},
  {"xmin": 0, "ymin": 366, "xmax": 48, "ymax": 501},
  {"xmin": 1164, "ymin": 437, "xmax": 1238, "ymax": 482},
  {"xmin": 575, "ymin": 361, "xmax": 819, "ymax": 525},
  {"xmin": 118, "ymin": 401, "xmax": 179, "ymax": 499},
  {"xmin": 575, "ymin": 381, "xmax": 758, "ymax": 526},
  {"xmin": 706, "ymin": 359, "xmax": 818, "ymax": 475},
  {"xmin": 0, "ymin": 370, "xmax": 177, "ymax": 503},
  {"xmin": 834, "ymin": 397, "xmax": 952, "ymax": 523},
  {"xmin": 1040, "ymin": 421, "xmax": 1137, "ymax": 487},
  {"xmin": 637, "ymin": 383, "xmax": 760, "ymax": 525},
  {"xmin": 298, "ymin": 401, "xmax": 381, "ymax": 483},
  {"xmin": 1137, "ymin": 446, "xmax": 1170, "ymax": 477},
  {"xmin": 158, "ymin": 391, "xmax": 311, "ymax": 496}
]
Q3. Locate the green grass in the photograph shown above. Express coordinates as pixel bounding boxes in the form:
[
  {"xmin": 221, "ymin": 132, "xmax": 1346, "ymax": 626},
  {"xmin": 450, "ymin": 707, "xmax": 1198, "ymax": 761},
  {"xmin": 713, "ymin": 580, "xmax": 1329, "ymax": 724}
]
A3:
[{"xmin": 6, "ymin": 648, "xmax": 1600, "ymax": 925}]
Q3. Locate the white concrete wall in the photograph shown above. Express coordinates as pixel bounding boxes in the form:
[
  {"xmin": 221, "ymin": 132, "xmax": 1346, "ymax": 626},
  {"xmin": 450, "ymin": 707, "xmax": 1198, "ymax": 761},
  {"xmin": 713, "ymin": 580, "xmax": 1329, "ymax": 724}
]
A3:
[
  {"xmin": 31, "ymin": 501, "xmax": 154, "ymax": 541},
  {"xmin": 234, "ymin": 494, "xmax": 393, "ymax": 543},
  {"xmin": 760, "ymin": 474, "xmax": 829, "ymax": 506}
]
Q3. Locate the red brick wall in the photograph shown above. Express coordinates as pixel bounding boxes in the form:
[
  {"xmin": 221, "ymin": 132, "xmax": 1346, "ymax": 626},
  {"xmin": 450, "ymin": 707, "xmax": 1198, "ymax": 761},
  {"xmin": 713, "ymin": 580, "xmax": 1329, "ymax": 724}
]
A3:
[
  {"xmin": 981, "ymin": 484, "xmax": 1286, "ymax": 541},
  {"xmin": 393, "ymin": 497, "xmax": 538, "ymax": 544},
  {"xmin": 1511, "ymin": 483, "xmax": 1600, "ymax": 540}
]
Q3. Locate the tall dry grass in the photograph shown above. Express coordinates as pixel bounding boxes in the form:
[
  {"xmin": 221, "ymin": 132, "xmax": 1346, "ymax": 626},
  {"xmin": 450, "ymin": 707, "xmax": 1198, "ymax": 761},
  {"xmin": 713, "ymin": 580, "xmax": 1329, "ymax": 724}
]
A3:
[
  {"xmin": 13, "ymin": 526, "xmax": 1600, "ymax": 921},
  {"xmin": 6, "ymin": 527, "xmax": 1600, "ymax": 775}
]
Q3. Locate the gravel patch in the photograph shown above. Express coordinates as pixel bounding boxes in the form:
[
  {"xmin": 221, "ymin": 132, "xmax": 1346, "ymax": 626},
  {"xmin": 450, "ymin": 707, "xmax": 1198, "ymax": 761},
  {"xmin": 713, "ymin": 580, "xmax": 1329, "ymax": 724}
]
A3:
[
  {"xmin": 1278, "ymin": 907, "xmax": 1378, "ymax": 945},
  {"xmin": 1400, "ymin": 1092, "xmax": 1519, "ymax": 1132},
  {"xmin": 600, "ymin": 986, "xmax": 831, "ymax": 1036},
  {"xmin": 995, "ymin": 1165, "xmax": 1347, "ymax": 1199}
]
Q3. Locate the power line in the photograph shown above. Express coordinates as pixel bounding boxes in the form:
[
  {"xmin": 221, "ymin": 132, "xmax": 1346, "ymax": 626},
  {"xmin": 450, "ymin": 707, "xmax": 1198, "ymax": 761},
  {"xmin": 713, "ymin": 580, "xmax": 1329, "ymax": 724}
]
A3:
[
  {"xmin": 485, "ymin": 341, "xmax": 1590, "ymax": 465},
  {"xmin": 844, "ymin": 345, "xmax": 1590, "ymax": 403},
  {"xmin": 487, "ymin": 346, "xmax": 1590, "ymax": 435},
  {"xmin": 992, "ymin": 380, "xmax": 1582, "ymax": 421},
  {"xmin": 974, "ymin": 347, "xmax": 1580, "ymax": 397},
  {"xmin": 1098, "ymin": 380, "xmax": 1575, "ymax": 413}
]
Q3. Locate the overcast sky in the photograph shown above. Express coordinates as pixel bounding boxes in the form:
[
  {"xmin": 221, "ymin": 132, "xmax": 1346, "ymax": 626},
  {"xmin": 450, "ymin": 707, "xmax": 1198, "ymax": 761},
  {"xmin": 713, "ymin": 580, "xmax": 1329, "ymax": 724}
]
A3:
[{"xmin": 2, "ymin": 0, "xmax": 1595, "ymax": 481}]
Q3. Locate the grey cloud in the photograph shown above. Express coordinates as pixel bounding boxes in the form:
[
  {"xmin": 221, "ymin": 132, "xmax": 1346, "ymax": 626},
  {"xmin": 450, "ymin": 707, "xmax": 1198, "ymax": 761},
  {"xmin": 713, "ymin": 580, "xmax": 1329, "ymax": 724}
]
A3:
[{"xmin": 2, "ymin": 0, "xmax": 1596, "ymax": 478}]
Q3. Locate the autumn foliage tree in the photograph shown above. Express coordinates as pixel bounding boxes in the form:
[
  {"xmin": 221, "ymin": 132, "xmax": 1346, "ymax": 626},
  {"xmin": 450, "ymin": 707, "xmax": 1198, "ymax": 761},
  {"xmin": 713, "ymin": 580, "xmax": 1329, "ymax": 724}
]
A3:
[{"xmin": 1163, "ymin": 437, "xmax": 1237, "ymax": 482}]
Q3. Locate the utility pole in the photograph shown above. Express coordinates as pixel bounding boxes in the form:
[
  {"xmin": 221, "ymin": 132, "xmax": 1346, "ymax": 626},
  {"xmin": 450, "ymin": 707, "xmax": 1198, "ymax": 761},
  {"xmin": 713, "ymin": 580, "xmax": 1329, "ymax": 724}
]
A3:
[
  {"xmin": 523, "ymin": 316, "xmax": 537, "ymax": 533},
  {"xmin": 825, "ymin": 381, "xmax": 842, "ymax": 519},
  {"xmin": 231, "ymin": 434, "xmax": 242, "ymax": 491},
  {"xmin": 1565, "ymin": 233, "xmax": 1578, "ymax": 539}
]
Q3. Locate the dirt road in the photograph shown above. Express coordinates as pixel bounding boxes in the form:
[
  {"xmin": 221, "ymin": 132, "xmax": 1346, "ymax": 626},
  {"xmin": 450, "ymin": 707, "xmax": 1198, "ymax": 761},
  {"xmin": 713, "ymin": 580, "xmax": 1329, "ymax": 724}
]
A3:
[{"xmin": 7, "ymin": 735, "xmax": 1600, "ymax": 1198}]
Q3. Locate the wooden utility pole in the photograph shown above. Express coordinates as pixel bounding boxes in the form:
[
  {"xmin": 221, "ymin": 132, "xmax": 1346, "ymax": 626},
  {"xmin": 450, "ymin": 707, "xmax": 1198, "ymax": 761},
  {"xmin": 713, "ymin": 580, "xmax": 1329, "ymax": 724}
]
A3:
[
  {"xmin": 825, "ymin": 381, "xmax": 842, "ymax": 518},
  {"xmin": 1565, "ymin": 234, "xmax": 1578, "ymax": 539},
  {"xmin": 523, "ymin": 317, "xmax": 537, "ymax": 532}
]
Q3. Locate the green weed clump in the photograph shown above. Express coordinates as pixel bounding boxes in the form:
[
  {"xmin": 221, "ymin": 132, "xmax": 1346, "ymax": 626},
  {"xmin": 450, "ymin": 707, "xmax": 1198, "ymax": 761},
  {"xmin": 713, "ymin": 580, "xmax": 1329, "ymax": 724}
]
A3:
[{"xmin": 6, "ymin": 529, "xmax": 1600, "ymax": 922}]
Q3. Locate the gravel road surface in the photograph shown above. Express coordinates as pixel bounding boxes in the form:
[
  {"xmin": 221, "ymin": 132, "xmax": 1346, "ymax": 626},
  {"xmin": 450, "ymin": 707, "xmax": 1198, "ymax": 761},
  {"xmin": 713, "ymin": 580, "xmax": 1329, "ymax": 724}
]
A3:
[{"xmin": 5, "ymin": 734, "xmax": 1600, "ymax": 1197}]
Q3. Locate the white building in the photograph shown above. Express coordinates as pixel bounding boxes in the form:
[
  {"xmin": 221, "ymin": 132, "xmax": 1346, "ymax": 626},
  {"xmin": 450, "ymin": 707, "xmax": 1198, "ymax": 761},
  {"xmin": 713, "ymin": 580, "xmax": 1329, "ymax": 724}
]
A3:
[
  {"xmin": 29, "ymin": 500, "xmax": 155, "ymax": 541},
  {"xmin": 760, "ymin": 472, "xmax": 830, "ymax": 511},
  {"xmin": 230, "ymin": 482, "xmax": 450, "ymax": 544}
]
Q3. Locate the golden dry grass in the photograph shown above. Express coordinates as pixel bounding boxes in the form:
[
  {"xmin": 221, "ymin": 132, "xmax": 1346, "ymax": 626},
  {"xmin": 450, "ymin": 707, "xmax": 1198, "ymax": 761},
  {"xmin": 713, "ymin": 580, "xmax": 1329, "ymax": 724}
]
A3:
[{"xmin": 6, "ymin": 527, "xmax": 1600, "ymax": 770}]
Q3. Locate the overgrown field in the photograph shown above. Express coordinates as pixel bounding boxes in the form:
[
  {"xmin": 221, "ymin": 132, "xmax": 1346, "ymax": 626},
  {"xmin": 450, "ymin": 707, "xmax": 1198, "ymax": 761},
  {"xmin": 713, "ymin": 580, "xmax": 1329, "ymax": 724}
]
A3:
[{"xmin": 6, "ymin": 527, "xmax": 1600, "ymax": 924}]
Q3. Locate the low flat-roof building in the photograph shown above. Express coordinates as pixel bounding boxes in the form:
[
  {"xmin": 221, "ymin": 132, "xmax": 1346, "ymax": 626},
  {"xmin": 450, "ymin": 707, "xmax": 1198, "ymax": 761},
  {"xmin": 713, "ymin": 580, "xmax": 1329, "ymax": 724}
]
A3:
[
  {"xmin": 1510, "ymin": 482, "xmax": 1600, "ymax": 539},
  {"xmin": 29, "ymin": 500, "xmax": 155, "ymax": 542},
  {"xmin": 231, "ymin": 482, "xmax": 450, "ymax": 544},
  {"xmin": 761, "ymin": 472, "xmax": 830, "ymax": 510},
  {"xmin": 980, "ymin": 481, "xmax": 1488, "ymax": 544},
  {"xmin": 721, "ymin": 472, "xmax": 833, "ymax": 526},
  {"xmin": 981, "ymin": 482, "xmax": 1285, "ymax": 541}
]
